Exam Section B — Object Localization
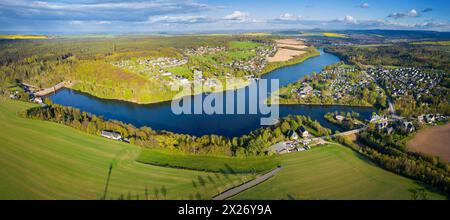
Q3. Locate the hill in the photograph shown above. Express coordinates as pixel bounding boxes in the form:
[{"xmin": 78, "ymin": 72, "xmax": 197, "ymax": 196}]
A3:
[
  {"xmin": 232, "ymin": 144, "xmax": 446, "ymax": 200},
  {"xmin": 0, "ymin": 99, "xmax": 253, "ymax": 199}
]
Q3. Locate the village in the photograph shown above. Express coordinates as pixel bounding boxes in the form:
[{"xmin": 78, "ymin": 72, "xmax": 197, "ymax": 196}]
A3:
[
  {"xmin": 367, "ymin": 67, "xmax": 444, "ymax": 99},
  {"xmin": 109, "ymin": 41, "xmax": 281, "ymax": 90},
  {"xmin": 287, "ymin": 65, "xmax": 383, "ymax": 106}
]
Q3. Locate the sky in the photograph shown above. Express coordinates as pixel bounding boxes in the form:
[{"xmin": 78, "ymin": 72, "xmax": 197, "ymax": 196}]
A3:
[{"xmin": 1, "ymin": 0, "xmax": 449, "ymax": 34}]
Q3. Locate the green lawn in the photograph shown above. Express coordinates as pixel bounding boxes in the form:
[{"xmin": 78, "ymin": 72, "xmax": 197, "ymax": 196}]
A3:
[
  {"xmin": 232, "ymin": 144, "xmax": 446, "ymax": 200},
  {"xmin": 0, "ymin": 99, "xmax": 253, "ymax": 200},
  {"xmin": 137, "ymin": 149, "xmax": 279, "ymax": 173}
]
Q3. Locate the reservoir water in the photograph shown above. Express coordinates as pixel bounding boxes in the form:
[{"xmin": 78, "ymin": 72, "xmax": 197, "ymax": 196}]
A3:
[{"xmin": 49, "ymin": 49, "xmax": 376, "ymax": 137}]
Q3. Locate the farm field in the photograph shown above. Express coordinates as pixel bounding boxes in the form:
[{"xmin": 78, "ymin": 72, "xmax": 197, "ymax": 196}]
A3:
[
  {"xmin": 137, "ymin": 149, "xmax": 280, "ymax": 173},
  {"xmin": 407, "ymin": 123, "xmax": 450, "ymax": 162},
  {"xmin": 232, "ymin": 144, "xmax": 446, "ymax": 200},
  {"xmin": 0, "ymin": 34, "xmax": 48, "ymax": 39},
  {"xmin": 0, "ymin": 99, "xmax": 253, "ymax": 200}
]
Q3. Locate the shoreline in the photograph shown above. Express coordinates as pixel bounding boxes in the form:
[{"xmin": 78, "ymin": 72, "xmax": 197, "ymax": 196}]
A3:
[{"xmin": 276, "ymin": 101, "xmax": 374, "ymax": 108}]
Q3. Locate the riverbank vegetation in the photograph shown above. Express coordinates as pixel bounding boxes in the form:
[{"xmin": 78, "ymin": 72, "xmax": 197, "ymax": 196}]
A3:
[
  {"xmin": 24, "ymin": 101, "xmax": 331, "ymax": 157},
  {"xmin": 324, "ymin": 111, "xmax": 363, "ymax": 131}
]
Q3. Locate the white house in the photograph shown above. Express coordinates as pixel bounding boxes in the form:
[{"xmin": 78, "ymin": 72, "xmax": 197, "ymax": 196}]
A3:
[
  {"xmin": 101, "ymin": 130, "xmax": 122, "ymax": 140},
  {"xmin": 298, "ymin": 126, "xmax": 309, "ymax": 138}
]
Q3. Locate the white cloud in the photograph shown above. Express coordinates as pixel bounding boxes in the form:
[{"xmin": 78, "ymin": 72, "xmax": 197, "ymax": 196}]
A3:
[
  {"xmin": 277, "ymin": 13, "xmax": 303, "ymax": 21},
  {"xmin": 69, "ymin": 20, "xmax": 83, "ymax": 25},
  {"xmin": 148, "ymin": 15, "xmax": 213, "ymax": 24},
  {"xmin": 95, "ymin": 21, "xmax": 111, "ymax": 25},
  {"xmin": 224, "ymin": 11, "xmax": 249, "ymax": 21},
  {"xmin": 408, "ymin": 9, "xmax": 418, "ymax": 17},
  {"xmin": 344, "ymin": 15, "xmax": 356, "ymax": 23},
  {"xmin": 360, "ymin": 3, "xmax": 369, "ymax": 9},
  {"xmin": 388, "ymin": 9, "xmax": 420, "ymax": 19},
  {"xmin": 0, "ymin": 0, "xmax": 215, "ymax": 22}
]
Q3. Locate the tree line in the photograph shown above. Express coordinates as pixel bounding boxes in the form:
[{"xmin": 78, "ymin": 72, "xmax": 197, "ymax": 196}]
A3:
[
  {"xmin": 25, "ymin": 100, "xmax": 331, "ymax": 157},
  {"xmin": 334, "ymin": 127, "xmax": 450, "ymax": 197}
]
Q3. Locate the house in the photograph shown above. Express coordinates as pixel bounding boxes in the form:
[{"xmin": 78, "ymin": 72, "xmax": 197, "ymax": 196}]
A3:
[
  {"xmin": 101, "ymin": 130, "xmax": 122, "ymax": 140},
  {"xmin": 370, "ymin": 114, "xmax": 387, "ymax": 123},
  {"xmin": 287, "ymin": 130, "xmax": 299, "ymax": 140},
  {"xmin": 376, "ymin": 121, "xmax": 389, "ymax": 131},
  {"xmin": 425, "ymin": 114, "xmax": 435, "ymax": 124},
  {"xmin": 9, "ymin": 91, "xmax": 18, "ymax": 99},
  {"xmin": 386, "ymin": 127, "xmax": 394, "ymax": 135},
  {"xmin": 335, "ymin": 115, "xmax": 344, "ymax": 122},
  {"xmin": 34, "ymin": 97, "xmax": 43, "ymax": 104},
  {"xmin": 298, "ymin": 126, "xmax": 309, "ymax": 138},
  {"xmin": 417, "ymin": 115, "xmax": 425, "ymax": 124},
  {"xmin": 400, "ymin": 121, "xmax": 415, "ymax": 134},
  {"xmin": 9, "ymin": 93, "xmax": 17, "ymax": 99}
]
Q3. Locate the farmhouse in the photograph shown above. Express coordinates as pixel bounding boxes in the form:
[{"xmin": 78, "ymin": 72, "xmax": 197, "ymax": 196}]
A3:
[{"xmin": 101, "ymin": 130, "xmax": 122, "ymax": 140}]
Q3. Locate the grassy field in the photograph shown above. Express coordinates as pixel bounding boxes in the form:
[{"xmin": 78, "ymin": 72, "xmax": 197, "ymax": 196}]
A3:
[
  {"xmin": 137, "ymin": 149, "xmax": 280, "ymax": 173},
  {"xmin": 0, "ymin": 99, "xmax": 254, "ymax": 199},
  {"xmin": 233, "ymin": 144, "xmax": 446, "ymax": 200}
]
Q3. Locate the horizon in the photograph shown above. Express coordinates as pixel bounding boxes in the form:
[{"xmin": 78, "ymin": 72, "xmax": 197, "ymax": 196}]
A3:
[{"xmin": 1, "ymin": 0, "xmax": 450, "ymax": 34}]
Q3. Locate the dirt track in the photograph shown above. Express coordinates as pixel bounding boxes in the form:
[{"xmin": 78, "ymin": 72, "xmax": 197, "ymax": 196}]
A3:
[{"xmin": 406, "ymin": 123, "xmax": 450, "ymax": 162}]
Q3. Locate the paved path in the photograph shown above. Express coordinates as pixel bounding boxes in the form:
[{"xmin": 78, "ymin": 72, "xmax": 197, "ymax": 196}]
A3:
[{"xmin": 212, "ymin": 167, "xmax": 282, "ymax": 200}]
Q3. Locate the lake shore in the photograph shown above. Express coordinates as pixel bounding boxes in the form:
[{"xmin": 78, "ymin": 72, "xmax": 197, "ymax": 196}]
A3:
[{"xmin": 64, "ymin": 48, "xmax": 320, "ymax": 105}]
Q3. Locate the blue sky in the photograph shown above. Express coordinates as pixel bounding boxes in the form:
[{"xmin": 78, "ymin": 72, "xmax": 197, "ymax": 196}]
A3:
[{"xmin": 1, "ymin": 0, "xmax": 449, "ymax": 34}]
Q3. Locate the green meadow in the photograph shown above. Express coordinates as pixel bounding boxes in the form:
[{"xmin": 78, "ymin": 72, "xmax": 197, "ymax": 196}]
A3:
[
  {"xmin": 233, "ymin": 144, "xmax": 446, "ymax": 200},
  {"xmin": 0, "ymin": 99, "xmax": 253, "ymax": 200},
  {"xmin": 137, "ymin": 149, "xmax": 279, "ymax": 173},
  {"xmin": 0, "ymin": 99, "xmax": 446, "ymax": 200}
]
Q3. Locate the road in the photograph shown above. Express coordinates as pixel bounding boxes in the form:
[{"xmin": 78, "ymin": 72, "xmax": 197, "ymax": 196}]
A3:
[{"xmin": 212, "ymin": 167, "xmax": 282, "ymax": 200}]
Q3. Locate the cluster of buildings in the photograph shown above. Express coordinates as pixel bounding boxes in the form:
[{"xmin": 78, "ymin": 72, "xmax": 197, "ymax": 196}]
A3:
[
  {"xmin": 291, "ymin": 82, "xmax": 317, "ymax": 99},
  {"xmin": 224, "ymin": 46, "xmax": 276, "ymax": 74},
  {"xmin": 111, "ymin": 57, "xmax": 187, "ymax": 75},
  {"xmin": 370, "ymin": 113, "xmax": 447, "ymax": 135},
  {"xmin": 9, "ymin": 82, "xmax": 53, "ymax": 107},
  {"xmin": 286, "ymin": 126, "xmax": 310, "ymax": 140},
  {"xmin": 367, "ymin": 67, "xmax": 443, "ymax": 99},
  {"xmin": 184, "ymin": 46, "xmax": 225, "ymax": 56},
  {"xmin": 291, "ymin": 67, "xmax": 380, "ymax": 101},
  {"xmin": 137, "ymin": 57, "xmax": 188, "ymax": 69}
]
